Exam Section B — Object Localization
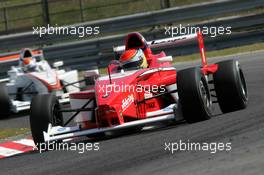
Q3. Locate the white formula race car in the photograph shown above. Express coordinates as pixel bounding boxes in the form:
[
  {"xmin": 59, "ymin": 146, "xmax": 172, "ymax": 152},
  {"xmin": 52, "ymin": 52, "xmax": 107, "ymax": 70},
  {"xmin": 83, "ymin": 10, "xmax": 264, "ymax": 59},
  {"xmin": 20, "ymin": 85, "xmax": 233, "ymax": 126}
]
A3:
[{"xmin": 0, "ymin": 48, "xmax": 80, "ymax": 117}]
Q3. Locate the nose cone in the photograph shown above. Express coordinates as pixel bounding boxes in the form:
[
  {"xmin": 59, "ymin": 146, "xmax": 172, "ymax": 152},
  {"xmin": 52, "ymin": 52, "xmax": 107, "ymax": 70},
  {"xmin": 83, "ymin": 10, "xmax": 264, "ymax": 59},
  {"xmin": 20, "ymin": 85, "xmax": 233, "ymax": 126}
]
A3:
[
  {"xmin": 95, "ymin": 71, "xmax": 139, "ymax": 107},
  {"xmin": 96, "ymin": 85, "xmax": 121, "ymax": 106}
]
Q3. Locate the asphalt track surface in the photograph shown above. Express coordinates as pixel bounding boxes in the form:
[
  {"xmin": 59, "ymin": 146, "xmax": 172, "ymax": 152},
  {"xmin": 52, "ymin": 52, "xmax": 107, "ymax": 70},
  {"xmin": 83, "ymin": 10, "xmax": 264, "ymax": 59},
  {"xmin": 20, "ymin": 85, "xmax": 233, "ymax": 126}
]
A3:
[{"xmin": 1, "ymin": 51, "xmax": 264, "ymax": 175}]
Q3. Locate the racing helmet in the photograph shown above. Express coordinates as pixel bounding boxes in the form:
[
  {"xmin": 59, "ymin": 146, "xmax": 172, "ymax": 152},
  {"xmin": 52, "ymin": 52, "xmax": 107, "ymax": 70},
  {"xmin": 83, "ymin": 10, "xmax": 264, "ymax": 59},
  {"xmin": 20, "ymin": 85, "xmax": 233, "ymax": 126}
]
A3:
[
  {"xmin": 21, "ymin": 56, "xmax": 37, "ymax": 72},
  {"xmin": 119, "ymin": 49, "xmax": 148, "ymax": 69}
]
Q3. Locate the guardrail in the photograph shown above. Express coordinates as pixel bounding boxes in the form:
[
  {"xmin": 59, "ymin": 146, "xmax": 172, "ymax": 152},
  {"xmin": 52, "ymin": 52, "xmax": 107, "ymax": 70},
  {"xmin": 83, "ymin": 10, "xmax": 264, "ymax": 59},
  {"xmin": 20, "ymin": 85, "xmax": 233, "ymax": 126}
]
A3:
[
  {"xmin": 0, "ymin": 0, "xmax": 264, "ymax": 50},
  {"xmin": 43, "ymin": 13, "xmax": 264, "ymax": 65}
]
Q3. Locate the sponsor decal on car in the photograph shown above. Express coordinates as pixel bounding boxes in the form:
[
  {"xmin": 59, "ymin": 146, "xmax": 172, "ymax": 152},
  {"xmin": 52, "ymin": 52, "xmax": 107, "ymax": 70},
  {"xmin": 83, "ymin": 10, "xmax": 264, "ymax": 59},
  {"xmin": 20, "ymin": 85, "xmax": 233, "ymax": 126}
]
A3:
[
  {"xmin": 122, "ymin": 94, "xmax": 134, "ymax": 111},
  {"xmin": 144, "ymin": 92, "xmax": 153, "ymax": 99}
]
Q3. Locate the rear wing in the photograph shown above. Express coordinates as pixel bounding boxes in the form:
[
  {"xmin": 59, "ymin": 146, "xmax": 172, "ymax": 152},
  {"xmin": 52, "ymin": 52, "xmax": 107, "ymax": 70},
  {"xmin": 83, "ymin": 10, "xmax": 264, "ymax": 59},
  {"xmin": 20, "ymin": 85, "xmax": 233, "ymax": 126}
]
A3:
[
  {"xmin": 113, "ymin": 32, "xmax": 207, "ymax": 67},
  {"xmin": 0, "ymin": 49, "xmax": 44, "ymax": 64}
]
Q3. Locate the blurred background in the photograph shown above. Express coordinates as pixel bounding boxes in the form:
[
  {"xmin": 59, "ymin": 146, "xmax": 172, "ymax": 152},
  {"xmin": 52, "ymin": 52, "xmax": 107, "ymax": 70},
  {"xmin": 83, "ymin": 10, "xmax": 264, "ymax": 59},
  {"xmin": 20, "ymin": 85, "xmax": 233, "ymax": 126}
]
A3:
[
  {"xmin": 0, "ymin": 0, "xmax": 263, "ymax": 77},
  {"xmin": 0, "ymin": 0, "xmax": 207, "ymax": 34}
]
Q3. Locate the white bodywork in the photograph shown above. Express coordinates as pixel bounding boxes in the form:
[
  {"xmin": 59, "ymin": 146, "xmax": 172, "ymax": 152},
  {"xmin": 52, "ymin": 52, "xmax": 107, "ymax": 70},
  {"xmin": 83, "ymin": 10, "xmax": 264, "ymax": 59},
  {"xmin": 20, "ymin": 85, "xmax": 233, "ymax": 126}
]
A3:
[
  {"xmin": 70, "ymin": 89, "xmax": 96, "ymax": 124},
  {"xmin": 1, "ymin": 60, "xmax": 80, "ymax": 113}
]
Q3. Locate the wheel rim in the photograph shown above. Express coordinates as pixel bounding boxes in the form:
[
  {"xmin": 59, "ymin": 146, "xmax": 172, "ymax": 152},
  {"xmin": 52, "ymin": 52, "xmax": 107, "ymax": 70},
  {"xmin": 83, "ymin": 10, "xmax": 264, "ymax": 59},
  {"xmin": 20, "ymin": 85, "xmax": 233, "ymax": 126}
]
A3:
[
  {"xmin": 236, "ymin": 61, "xmax": 248, "ymax": 101},
  {"xmin": 199, "ymin": 80, "xmax": 211, "ymax": 110}
]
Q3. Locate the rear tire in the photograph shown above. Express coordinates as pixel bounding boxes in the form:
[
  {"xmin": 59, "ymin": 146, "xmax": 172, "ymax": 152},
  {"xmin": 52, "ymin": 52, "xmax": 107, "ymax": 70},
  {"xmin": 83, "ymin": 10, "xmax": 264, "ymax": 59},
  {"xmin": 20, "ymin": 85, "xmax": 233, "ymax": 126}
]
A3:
[
  {"xmin": 177, "ymin": 67, "xmax": 212, "ymax": 123},
  {"xmin": 30, "ymin": 94, "xmax": 63, "ymax": 149},
  {"xmin": 0, "ymin": 83, "xmax": 11, "ymax": 118},
  {"xmin": 213, "ymin": 60, "xmax": 248, "ymax": 113}
]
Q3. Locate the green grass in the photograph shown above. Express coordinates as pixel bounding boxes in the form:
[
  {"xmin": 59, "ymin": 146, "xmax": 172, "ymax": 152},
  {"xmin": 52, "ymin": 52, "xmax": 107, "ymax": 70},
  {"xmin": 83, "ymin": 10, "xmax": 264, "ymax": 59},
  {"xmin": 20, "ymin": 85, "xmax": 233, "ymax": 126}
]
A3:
[
  {"xmin": 0, "ymin": 0, "xmax": 263, "ymax": 40},
  {"xmin": 0, "ymin": 0, "xmax": 207, "ymax": 9},
  {"xmin": 0, "ymin": 0, "xmax": 212, "ymax": 33},
  {"xmin": 0, "ymin": 128, "xmax": 30, "ymax": 139},
  {"xmin": 0, "ymin": 0, "xmax": 39, "ymax": 7}
]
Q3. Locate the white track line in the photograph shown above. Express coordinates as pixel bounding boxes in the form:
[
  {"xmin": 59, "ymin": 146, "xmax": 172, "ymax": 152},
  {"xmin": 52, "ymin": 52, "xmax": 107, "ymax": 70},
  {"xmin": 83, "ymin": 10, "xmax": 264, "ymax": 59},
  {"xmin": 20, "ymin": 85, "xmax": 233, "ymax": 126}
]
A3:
[
  {"xmin": 13, "ymin": 139, "xmax": 35, "ymax": 147},
  {"xmin": 0, "ymin": 146, "xmax": 23, "ymax": 157}
]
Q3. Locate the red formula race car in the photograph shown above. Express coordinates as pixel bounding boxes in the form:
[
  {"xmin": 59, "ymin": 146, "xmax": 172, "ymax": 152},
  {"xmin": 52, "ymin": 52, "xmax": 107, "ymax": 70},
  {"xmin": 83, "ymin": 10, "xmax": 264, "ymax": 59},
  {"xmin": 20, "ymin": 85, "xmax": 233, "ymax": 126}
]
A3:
[{"xmin": 29, "ymin": 32, "xmax": 248, "ymax": 147}]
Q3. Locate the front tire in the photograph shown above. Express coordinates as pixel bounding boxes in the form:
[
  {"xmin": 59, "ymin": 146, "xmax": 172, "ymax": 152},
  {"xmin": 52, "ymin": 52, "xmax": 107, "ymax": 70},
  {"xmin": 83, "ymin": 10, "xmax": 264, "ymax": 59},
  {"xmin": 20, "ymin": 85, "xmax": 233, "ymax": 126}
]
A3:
[
  {"xmin": 177, "ymin": 67, "xmax": 212, "ymax": 123},
  {"xmin": 213, "ymin": 60, "xmax": 248, "ymax": 113},
  {"xmin": 30, "ymin": 94, "xmax": 63, "ymax": 149},
  {"xmin": 0, "ymin": 83, "xmax": 11, "ymax": 118}
]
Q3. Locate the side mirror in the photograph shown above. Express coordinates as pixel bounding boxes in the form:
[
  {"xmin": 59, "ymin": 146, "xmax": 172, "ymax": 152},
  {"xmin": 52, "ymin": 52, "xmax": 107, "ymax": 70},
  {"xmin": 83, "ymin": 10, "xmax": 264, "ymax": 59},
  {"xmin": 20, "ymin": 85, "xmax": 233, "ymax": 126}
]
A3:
[
  {"xmin": 157, "ymin": 56, "xmax": 173, "ymax": 63},
  {"xmin": 108, "ymin": 60, "xmax": 122, "ymax": 73},
  {"xmin": 53, "ymin": 61, "xmax": 64, "ymax": 68},
  {"xmin": 84, "ymin": 69, "xmax": 99, "ymax": 78},
  {"xmin": 84, "ymin": 69, "xmax": 99, "ymax": 86}
]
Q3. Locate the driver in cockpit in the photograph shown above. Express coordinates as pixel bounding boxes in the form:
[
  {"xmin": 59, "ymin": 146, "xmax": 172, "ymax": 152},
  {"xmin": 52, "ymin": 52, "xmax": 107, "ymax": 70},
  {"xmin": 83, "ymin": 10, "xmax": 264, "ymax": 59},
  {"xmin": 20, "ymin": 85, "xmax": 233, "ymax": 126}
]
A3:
[
  {"xmin": 19, "ymin": 55, "xmax": 38, "ymax": 72},
  {"xmin": 119, "ymin": 48, "xmax": 148, "ymax": 69}
]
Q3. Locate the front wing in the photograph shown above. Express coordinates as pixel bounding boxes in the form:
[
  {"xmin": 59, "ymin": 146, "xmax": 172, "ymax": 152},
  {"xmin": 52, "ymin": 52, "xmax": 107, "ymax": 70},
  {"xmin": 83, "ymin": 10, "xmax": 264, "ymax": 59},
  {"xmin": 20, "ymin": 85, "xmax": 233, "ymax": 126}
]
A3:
[{"xmin": 43, "ymin": 104, "xmax": 183, "ymax": 142}]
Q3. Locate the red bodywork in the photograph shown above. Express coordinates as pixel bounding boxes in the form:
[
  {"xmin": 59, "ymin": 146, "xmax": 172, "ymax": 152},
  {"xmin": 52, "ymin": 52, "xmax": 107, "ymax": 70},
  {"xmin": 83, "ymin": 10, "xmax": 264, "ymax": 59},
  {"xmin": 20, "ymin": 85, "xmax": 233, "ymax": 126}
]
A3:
[{"xmin": 71, "ymin": 32, "xmax": 218, "ymax": 128}]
